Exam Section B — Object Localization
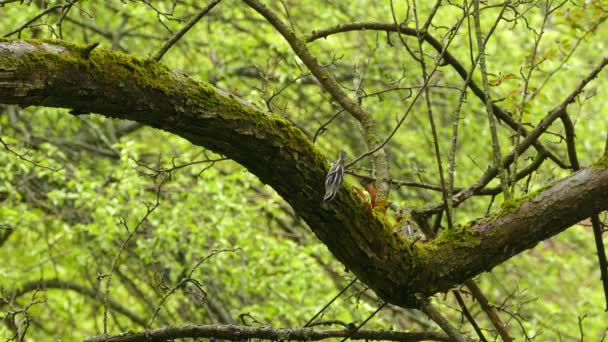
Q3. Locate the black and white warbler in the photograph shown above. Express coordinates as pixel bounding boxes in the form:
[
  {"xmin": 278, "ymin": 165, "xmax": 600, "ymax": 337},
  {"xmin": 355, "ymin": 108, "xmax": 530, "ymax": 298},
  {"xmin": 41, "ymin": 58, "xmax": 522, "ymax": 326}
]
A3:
[{"xmin": 323, "ymin": 150, "xmax": 346, "ymax": 202}]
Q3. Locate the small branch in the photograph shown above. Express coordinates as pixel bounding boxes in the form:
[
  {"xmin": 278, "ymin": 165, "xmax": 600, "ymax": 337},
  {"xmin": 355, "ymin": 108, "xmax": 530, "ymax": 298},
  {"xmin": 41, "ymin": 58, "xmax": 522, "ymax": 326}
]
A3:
[
  {"xmin": 305, "ymin": 21, "xmax": 567, "ymax": 169},
  {"xmin": 56, "ymin": 0, "xmax": 80, "ymax": 39},
  {"xmin": 591, "ymin": 212, "xmax": 608, "ymax": 312},
  {"xmin": 419, "ymin": 56, "xmax": 608, "ymax": 217},
  {"xmin": 344, "ymin": 21, "xmax": 463, "ymax": 172},
  {"xmin": 312, "ymin": 109, "xmax": 344, "ymax": 143},
  {"xmin": 102, "ymin": 180, "xmax": 164, "ymax": 334},
  {"xmin": 349, "ymin": 151, "xmax": 544, "ymax": 197},
  {"xmin": 151, "ymin": 0, "xmax": 222, "ymax": 62},
  {"xmin": 81, "ymin": 42, "xmax": 100, "ymax": 59},
  {"xmin": 472, "ymin": 0, "xmax": 511, "ymax": 199},
  {"xmin": 2, "ymin": 279, "xmax": 147, "ymax": 328},
  {"xmin": 130, "ymin": 154, "xmax": 227, "ymax": 179},
  {"xmin": 447, "ymin": 0, "xmax": 508, "ymax": 218},
  {"xmin": 578, "ymin": 314, "xmax": 587, "ymax": 341},
  {"xmin": 561, "ymin": 109, "xmax": 608, "ymax": 311},
  {"xmin": 417, "ymin": 295, "xmax": 467, "ymax": 342},
  {"xmin": 465, "ymin": 279, "xmax": 512, "ymax": 341},
  {"xmin": 84, "ymin": 324, "xmax": 451, "ymax": 342},
  {"xmin": 561, "ymin": 112, "xmax": 580, "ymax": 170},
  {"xmin": 2, "ymin": 4, "xmax": 63, "ymax": 37},
  {"xmin": 452, "ymin": 290, "xmax": 487, "ymax": 341},
  {"xmin": 511, "ymin": 4, "xmax": 552, "ymax": 194},
  {"xmin": 304, "ymin": 277, "xmax": 358, "ymax": 327},
  {"xmin": 412, "ymin": 0, "xmax": 452, "ymax": 229},
  {"xmin": 0, "ymin": 286, "xmax": 46, "ymax": 342},
  {"xmin": 340, "ymin": 302, "xmax": 387, "ymax": 342},
  {"xmin": 148, "ymin": 248, "xmax": 240, "ymax": 328},
  {"xmin": 242, "ymin": 0, "xmax": 391, "ymax": 199},
  {"xmin": 0, "ymin": 136, "xmax": 62, "ymax": 172}
]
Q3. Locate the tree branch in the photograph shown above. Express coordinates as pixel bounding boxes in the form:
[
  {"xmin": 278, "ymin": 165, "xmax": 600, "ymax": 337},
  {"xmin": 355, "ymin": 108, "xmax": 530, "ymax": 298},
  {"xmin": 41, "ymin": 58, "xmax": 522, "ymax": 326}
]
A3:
[
  {"xmin": 1, "ymin": 40, "xmax": 608, "ymax": 307},
  {"xmin": 83, "ymin": 324, "xmax": 450, "ymax": 342},
  {"xmin": 304, "ymin": 21, "xmax": 568, "ymax": 168},
  {"xmin": 151, "ymin": 0, "xmax": 222, "ymax": 62},
  {"xmin": 242, "ymin": 0, "xmax": 391, "ymax": 199},
  {"xmin": 2, "ymin": 279, "xmax": 146, "ymax": 328}
]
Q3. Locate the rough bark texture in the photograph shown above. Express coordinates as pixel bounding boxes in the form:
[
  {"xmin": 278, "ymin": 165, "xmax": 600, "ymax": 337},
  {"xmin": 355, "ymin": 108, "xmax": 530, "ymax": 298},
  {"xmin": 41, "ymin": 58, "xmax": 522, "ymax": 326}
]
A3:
[
  {"xmin": 83, "ymin": 324, "xmax": 450, "ymax": 342},
  {"xmin": 1, "ymin": 40, "xmax": 607, "ymax": 307}
]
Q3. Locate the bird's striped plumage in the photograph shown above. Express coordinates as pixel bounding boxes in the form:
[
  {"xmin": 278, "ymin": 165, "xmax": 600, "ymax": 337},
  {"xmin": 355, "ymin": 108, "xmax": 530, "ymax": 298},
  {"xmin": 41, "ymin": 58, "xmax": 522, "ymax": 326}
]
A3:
[{"xmin": 323, "ymin": 150, "xmax": 346, "ymax": 202}]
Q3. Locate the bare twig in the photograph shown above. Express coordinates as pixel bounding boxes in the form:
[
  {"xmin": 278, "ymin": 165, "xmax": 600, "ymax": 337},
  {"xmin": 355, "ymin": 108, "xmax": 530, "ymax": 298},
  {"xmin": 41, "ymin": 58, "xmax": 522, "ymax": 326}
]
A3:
[
  {"xmin": 304, "ymin": 21, "xmax": 567, "ymax": 169},
  {"xmin": 304, "ymin": 277, "xmax": 358, "ymax": 327},
  {"xmin": 3, "ymin": 279, "xmax": 147, "ymax": 328},
  {"xmin": 465, "ymin": 279, "xmax": 512, "ymax": 341},
  {"xmin": 130, "ymin": 154, "xmax": 227, "ymax": 179},
  {"xmin": 411, "ymin": 0, "xmax": 452, "ymax": 229},
  {"xmin": 591, "ymin": 214, "xmax": 608, "ymax": 311},
  {"xmin": 0, "ymin": 287, "xmax": 46, "ymax": 342},
  {"xmin": 472, "ymin": 0, "xmax": 511, "ymax": 199},
  {"xmin": 453, "ymin": 290, "xmax": 487, "ymax": 342},
  {"xmin": 340, "ymin": 302, "xmax": 387, "ymax": 342},
  {"xmin": 345, "ymin": 18, "xmax": 467, "ymax": 172},
  {"xmin": 148, "ymin": 248, "xmax": 240, "ymax": 327},
  {"xmin": 56, "ymin": 0, "xmax": 80, "ymax": 39},
  {"xmin": 0, "ymin": 136, "xmax": 62, "ymax": 172},
  {"xmin": 312, "ymin": 109, "xmax": 344, "ymax": 143},
  {"xmin": 578, "ymin": 314, "xmax": 587, "ymax": 341},
  {"xmin": 418, "ymin": 56, "xmax": 608, "ymax": 217},
  {"xmin": 152, "ymin": 0, "xmax": 223, "ymax": 62},
  {"xmin": 102, "ymin": 179, "xmax": 164, "ymax": 334},
  {"xmin": 447, "ymin": 0, "xmax": 508, "ymax": 224},
  {"xmin": 2, "ymin": 4, "xmax": 62, "ymax": 37},
  {"xmin": 417, "ymin": 295, "xmax": 467, "ymax": 342}
]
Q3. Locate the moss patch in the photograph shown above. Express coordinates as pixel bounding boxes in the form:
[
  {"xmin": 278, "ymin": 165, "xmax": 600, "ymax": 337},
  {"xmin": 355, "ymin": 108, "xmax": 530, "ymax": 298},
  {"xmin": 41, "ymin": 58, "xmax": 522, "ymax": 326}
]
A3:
[
  {"xmin": 431, "ymin": 224, "xmax": 481, "ymax": 248},
  {"xmin": 592, "ymin": 154, "xmax": 608, "ymax": 169}
]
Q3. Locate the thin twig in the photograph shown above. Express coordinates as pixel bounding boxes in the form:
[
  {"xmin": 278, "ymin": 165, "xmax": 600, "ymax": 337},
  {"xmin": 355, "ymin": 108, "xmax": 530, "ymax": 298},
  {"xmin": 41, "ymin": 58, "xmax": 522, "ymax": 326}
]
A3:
[
  {"xmin": 304, "ymin": 21, "xmax": 568, "ymax": 169},
  {"xmin": 312, "ymin": 109, "xmax": 344, "ymax": 143},
  {"xmin": 412, "ymin": 0, "xmax": 452, "ymax": 229},
  {"xmin": 152, "ymin": 0, "xmax": 222, "ymax": 62},
  {"xmin": 102, "ymin": 179, "xmax": 164, "ymax": 334},
  {"xmin": 447, "ymin": 0, "xmax": 507, "ymax": 223},
  {"xmin": 465, "ymin": 279, "xmax": 512, "ymax": 340},
  {"xmin": 511, "ymin": 1, "xmax": 568, "ymax": 194},
  {"xmin": 242, "ymin": 0, "xmax": 391, "ymax": 199},
  {"xmin": 57, "ymin": 0, "xmax": 81, "ymax": 39},
  {"xmin": 453, "ymin": 290, "xmax": 487, "ymax": 342},
  {"xmin": 340, "ymin": 302, "xmax": 387, "ymax": 342},
  {"xmin": 417, "ymin": 295, "xmax": 467, "ymax": 342},
  {"xmin": 148, "ymin": 248, "xmax": 240, "ymax": 327},
  {"xmin": 3, "ymin": 4, "xmax": 62, "ymax": 37},
  {"xmin": 472, "ymin": 0, "xmax": 511, "ymax": 199},
  {"xmin": 418, "ymin": 56, "xmax": 608, "ymax": 217},
  {"xmin": 304, "ymin": 277, "xmax": 358, "ymax": 327},
  {"xmin": 0, "ymin": 137, "xmax": 62, "ymax": 172},
  {"xmin": 345, "ymin": 17, "xmax": 467, "ymax": 171}
]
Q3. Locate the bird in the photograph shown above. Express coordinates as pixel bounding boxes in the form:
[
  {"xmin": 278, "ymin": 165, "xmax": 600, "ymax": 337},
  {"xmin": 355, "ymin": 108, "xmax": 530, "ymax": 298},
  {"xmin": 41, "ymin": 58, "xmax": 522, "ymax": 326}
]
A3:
[{"xmin": 323, "ymin": 150, "xmax": 346, "ymax": 202}]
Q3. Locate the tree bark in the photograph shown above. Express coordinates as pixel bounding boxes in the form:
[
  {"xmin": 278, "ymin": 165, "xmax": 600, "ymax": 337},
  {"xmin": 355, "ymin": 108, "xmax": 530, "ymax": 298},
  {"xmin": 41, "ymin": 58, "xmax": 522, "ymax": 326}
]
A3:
[
  {"xmin": 83, "ymin": 324, "xmax": 450, "ymax": 342},
  {"xmin": 1, "ymin": 40, "xmax": 607, "ymax": 307}
]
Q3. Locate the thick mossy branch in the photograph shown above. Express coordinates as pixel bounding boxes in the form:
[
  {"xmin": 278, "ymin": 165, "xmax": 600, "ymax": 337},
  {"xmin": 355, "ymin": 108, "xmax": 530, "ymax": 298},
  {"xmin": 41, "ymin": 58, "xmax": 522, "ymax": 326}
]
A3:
[{"xmin": 1, "ymin": 40, "xmax": 608, "ymax": 307}]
